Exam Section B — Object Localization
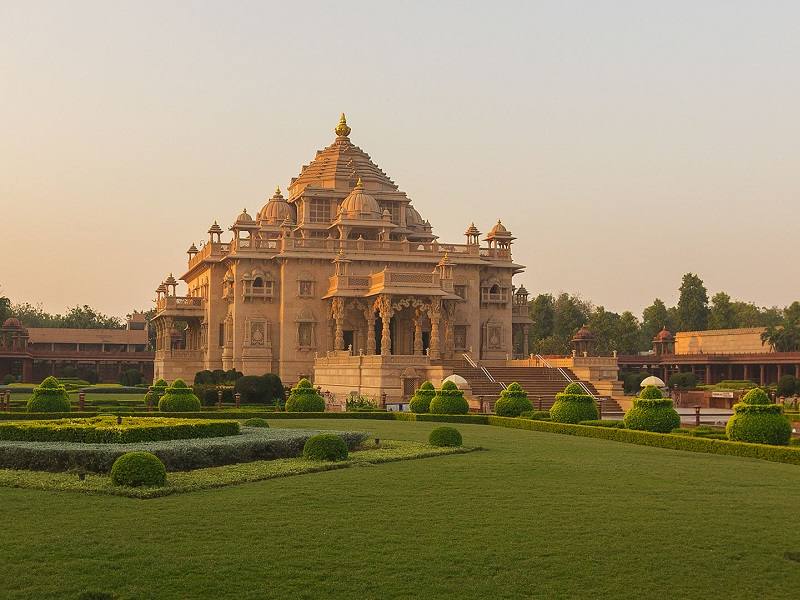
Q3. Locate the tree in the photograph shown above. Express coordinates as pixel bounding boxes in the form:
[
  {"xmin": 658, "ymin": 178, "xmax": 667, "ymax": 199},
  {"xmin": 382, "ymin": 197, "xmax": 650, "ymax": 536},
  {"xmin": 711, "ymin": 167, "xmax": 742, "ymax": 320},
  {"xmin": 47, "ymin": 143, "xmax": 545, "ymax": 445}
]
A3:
[
  {"xmin": 761, "ymin": 302, "xmax": 800, "ymax": 352},
  {"xmin": 9, "ymin": 302, "xmax": 123, "ymax": 329},
  {"xmin": 677, "ymin": 273, "xmax": 709, "ymax": 331},
  {"xmin": 616, "ymin": 311, "xmax": 643, "ymax": 354},
  {"xmin": 0, "ymin": 294, "xmax": 9, "ymax": 324},
  {"xmin": 731, "ymin": 301, "xmax": 766, "ymax": 327},
  {"xmin": 641, "ymin": 298, "xmax": 672, "ymax": 343},
  {"xmin": 529, "ymin": 294, "xmax": 555, "ymax": 341},
  {"xmin": 709, "ymin": 292, "xmax": 737, "ymax": 329},
  {"xmin": 587, "ymin": 306, "xmax": 620, "ymax": 355}
]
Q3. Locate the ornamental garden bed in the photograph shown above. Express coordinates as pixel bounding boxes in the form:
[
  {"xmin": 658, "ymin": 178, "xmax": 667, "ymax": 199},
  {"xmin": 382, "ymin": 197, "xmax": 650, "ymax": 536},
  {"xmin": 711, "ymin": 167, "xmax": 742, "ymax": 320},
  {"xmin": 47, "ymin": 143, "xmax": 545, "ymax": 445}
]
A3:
[
  {"xmin": 0, "ymin": 425, "xmax": 369, "ymax": 473},
  {"xmin": 0, "ymin": 439, "xmax": 477, "ymax": 499}
]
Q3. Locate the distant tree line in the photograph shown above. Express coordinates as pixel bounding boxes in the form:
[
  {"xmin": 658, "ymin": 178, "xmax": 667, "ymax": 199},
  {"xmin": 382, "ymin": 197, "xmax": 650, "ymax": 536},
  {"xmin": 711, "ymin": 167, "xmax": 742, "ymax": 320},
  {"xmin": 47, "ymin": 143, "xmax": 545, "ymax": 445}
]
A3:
[{"xmin": 527, "ymin": 273, "xmax": 800, "ymax": 355}]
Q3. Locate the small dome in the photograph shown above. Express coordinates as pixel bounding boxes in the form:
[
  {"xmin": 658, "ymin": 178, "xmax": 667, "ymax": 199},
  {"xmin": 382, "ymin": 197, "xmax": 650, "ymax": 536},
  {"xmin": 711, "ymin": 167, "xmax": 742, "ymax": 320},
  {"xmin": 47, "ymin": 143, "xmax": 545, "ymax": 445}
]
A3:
[
  {"xmin": 443, "ymin": 374, "xmax": 470, "ymax": 390},
  {"xmin": 339, "ymin": 178, "xmax": 381, "ymax": 220},
  {"xmin": 164, "ymin": 273, "xmax": 178, "ymax": 286},
  {"xmin": 641, "ymin": 375, "xmax": 666, "ymax": 388},
  {"xmin": 572, "ymin": 325, "xmax": 594, "ymax": 341},
  {"xmin": 258, "ymin": 187, "xmax": 296, "ymax": 225},
  {"xmin": 234, "ymin": 208, "xmax": 255, "ymax": 225},
  {"xmin": 208, "ymin": 221, "xmax": 223, "ymax": 234},
  {"xmin": 155, "ymin": 283, "xmax": 167, "ymax": 294},
  {"xmin": 407, "ymin": 204, "xmax": 424, "ymax": 227},
  {"xmin": 2, "ymin": 317, "xmax": 23, "ymax": 329},
  {"xmin": 487, "ymin": 220, "xmax": 511, "ymax": 237},
  {"xmin": 654, "ymin": 327, "xmax": 674, "ymax": 342},
  {"xmin": 187, "ymin": 243, "xmax": 199, "ymax": 254},
  {"xmin": 464, "ymin": 222, "xmax": 480, "ymax": 236}
]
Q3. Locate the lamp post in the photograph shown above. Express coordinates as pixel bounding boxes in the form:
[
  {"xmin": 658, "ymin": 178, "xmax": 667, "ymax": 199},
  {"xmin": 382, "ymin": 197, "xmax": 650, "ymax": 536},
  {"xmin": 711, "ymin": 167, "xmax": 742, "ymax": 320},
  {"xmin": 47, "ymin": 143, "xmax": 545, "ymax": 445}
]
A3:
[
  {"xmin": 217, "ymin": 388, "xmax": 223, "ymax": 409},
  {"xmin": 235, "ymin": 392, "xmax": 241, "ymax": 409}
]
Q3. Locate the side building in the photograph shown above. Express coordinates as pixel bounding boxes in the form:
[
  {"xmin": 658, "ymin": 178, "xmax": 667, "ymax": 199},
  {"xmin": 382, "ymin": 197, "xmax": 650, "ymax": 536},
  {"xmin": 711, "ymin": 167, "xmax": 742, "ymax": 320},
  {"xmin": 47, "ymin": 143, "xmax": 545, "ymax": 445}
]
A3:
[{"xmin": 151, "ymin": 115, "xmax": 529, "ymax": 400}]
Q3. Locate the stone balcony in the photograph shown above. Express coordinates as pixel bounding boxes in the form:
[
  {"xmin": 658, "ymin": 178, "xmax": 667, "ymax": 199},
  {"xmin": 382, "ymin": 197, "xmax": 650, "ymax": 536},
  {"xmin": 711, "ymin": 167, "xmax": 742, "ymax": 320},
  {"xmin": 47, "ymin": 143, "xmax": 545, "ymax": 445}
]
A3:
[{"xmin": 155, "ymin": 296, "xmax": 205, "ymax": 319}]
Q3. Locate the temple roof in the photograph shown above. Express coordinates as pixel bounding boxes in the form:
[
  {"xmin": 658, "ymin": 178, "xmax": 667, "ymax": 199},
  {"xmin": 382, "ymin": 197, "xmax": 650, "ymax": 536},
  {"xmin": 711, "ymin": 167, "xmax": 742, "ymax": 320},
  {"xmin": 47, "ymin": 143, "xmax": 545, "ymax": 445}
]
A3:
[{"xmin": 288, "ymin": 114, "xmax": 400, "ymax": 199}]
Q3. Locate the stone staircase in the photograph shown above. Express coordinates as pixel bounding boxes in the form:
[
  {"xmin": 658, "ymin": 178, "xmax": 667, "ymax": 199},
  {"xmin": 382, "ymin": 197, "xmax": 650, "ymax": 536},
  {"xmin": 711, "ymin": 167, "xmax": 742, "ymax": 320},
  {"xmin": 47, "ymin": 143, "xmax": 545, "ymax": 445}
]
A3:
[{"xmin": 439, "ymin": 358, "xmax": 623, "ymax": 414}]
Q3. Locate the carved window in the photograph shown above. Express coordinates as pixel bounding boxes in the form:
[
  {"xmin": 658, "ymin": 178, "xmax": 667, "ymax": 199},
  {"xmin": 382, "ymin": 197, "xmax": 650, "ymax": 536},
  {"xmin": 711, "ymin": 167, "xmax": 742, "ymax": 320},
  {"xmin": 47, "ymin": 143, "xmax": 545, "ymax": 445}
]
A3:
[
  {"xmin": 454, "ymin": 285, "xmax": 467, "ymax": 300},
  {"xmin": 378, "ymin": 201, "xmax": 399, "ymax": 224},
  {"xmin": 309, "ymin": 199, "xmax": 330, "ymax": 223},
  {"xmin": 299, "ymin": 280, "xmax": 314, "ymax": 297},
  {"xmin": 298, "ymin": 323, "xmax": 314, "ymax": 348},
  {"xmin": 244, "ymin": 275, "xmax": 274, "ymax": 300},
  {"xmin": 454, "ymin": 325, "xmax": 468, "ymax": 350}
]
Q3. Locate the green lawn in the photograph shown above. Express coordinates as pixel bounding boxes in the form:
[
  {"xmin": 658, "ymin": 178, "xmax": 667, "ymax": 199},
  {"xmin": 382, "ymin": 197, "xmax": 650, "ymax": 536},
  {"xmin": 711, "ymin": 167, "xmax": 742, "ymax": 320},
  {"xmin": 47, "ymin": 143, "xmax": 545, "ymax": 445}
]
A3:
[{"xmin": 2, "ymin": 419, "xmax": 800, "ymax": 599}]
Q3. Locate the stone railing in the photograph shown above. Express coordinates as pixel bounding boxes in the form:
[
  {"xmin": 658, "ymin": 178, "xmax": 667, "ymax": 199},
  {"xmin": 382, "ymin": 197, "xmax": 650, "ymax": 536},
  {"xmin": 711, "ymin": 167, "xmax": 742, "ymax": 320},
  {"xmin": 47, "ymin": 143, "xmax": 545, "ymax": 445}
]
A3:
[
  {"xmin": 188, "ymin": 242, "xmax": 231, "ymax": 270},
  {"xmin": 155, "ymin": 296, "xmax": 205, "ymax": 314}
]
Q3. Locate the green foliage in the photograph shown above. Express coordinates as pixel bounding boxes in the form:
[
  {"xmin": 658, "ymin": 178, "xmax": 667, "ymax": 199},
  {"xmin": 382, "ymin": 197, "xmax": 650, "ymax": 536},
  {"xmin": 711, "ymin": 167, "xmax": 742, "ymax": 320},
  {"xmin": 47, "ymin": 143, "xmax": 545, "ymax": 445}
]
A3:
[
  {"xmin": 727, "ymin": 403, "xmax": 791, "ymax": 446},
  {"xmin": 620, "ymin": 370, "xmax": 650, "ymax": 395},
  {"xmin": 119, "ymin": 368, "xmax": 143, "ymax": 387},
  {"xmin": 26, "ymin": 376, "xmax": 71, "ymax": 413},
  {"xmin": 8, "ymin": 302, "xmax": 124, "ymax": 329},
  {"xmin": 578, "ymin": 419, "xmax": 625, "ymax": 428},
  {"xmin": 345, "ymin": 394, "xmax": 379, "ymax": 412},
  {"xmin": 494, "ymin": 382, "xmax": 533, "ymax": 417},
  {"xmin": 641, "ymin": 298, "xmax": 673, "ymax": 344},
  {"xmin": 550, "ymin": 393, "xmax": 598, "ymax": 423},
  {"xmin": 741, "ymin": 387, "xmax": 770, "ymax": 405},
  {"xmin": 194, "ymin": 370, "xmax": 215, "ymax": 385},
  {"xmin": 777, "ymin": 374, "xmax": 797, "ymax": 397},
  {"xmin": 194, "ymin": 384, "xmax": 234, "ymax": 406},
  {"xmin": 428, "ymin": 426, "xmax": 463, "ymax": 447},
  {"xmin": 429, "ymin": 381, "xmax": 469, "ymax": 415},
  {"xmin": 234, "ymin": 374, "xmax": 285, "ymax": 404},
  {"xmin": 303, "ymin": 433, "xmax": 348, "ymax": 461},
  {"xmin": 563, "ymin": 382, "xmax": 584, "ymax": 394},
  {"xmin": 409, "ymin": 381, "xmax": 436, "ymax": 414},
  {"xmin": 110, "ymin": 452, "xmax": 166, "ymax": 487},
  {"xmin": 285, "ymin": 378, "xmax": 325, "ymax": 412},
  {"xmin": 3, "ymin": 374, "xmax": 16, "ymax": 385},
  {"xmin": 243, "ymin": 418, "xmax": 270, "ymax": 428},
  {"xmin": 77, "ymin": 591, "xmax": 119, "ymax": 600},
  {"xmin": 145, "ymin": 378, "xmax": 169, "ymax": 408},
  {"xmin": 520, "ymin": 410, "xmax": 551, "ymax": 421},
  {"xmin": 677, "ymin": 272, "xmax": 709, "ymax": 331},
  {"xmin": 623, "ymin": 398, "xmax": 681, "ymax": 433},
  {"xmin": 761, "ymin": 301, "xmax": 800, "ymax": 352},
  {"xmin": 668, "ymin": 372, "xmax": 697, "ymax": 390},
  {"xmin": 639, "ymin": 385, "xmax": 663, "ymax": 399},
  {"xmin": 158, "ymin": 379, "xmax": 202, "ymax": 412},
  {"xmin": 0, "ymin": 417, "xmax": 239, "ymax": 443}
]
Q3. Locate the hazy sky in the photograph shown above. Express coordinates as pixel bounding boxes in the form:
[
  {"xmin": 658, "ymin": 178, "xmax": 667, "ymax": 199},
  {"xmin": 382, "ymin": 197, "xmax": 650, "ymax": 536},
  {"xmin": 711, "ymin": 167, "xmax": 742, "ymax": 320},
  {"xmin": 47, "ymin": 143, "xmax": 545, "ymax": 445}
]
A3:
[{"xmin": 1, "ymin": 1, "xmax": 798, "ymax": 319}]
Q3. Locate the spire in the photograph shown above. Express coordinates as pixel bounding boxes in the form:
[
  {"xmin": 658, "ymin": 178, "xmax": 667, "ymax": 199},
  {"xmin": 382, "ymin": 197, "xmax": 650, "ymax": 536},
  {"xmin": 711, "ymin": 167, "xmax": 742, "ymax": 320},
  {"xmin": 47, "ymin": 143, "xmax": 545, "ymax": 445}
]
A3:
[
  {"xmin": 355, "ymin": 176, "xmax": 363, "ymax": 188},
  {"xmin": 335, "ymin": 113, "xmax": 351, "ymax": 137},
  {"xmin": 275, "ymin": 185, "xmax": 281, "ymax": 195}
]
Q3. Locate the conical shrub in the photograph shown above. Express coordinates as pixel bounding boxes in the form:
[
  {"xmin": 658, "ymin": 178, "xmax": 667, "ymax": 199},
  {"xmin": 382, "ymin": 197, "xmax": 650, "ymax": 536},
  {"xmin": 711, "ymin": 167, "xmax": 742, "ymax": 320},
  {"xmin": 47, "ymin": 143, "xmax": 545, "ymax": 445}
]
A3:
[
  {"xmin": 158, "ymin": 379, "xmax": 201, "ymax": 412},
  {"xmin": 494, "ymin": 382, "xmax": 533, "ymax": 417},
  {"xmin": 623, "ymin": 385, "xmax": 680, "ymax": 433},
  {"xmin": 550, "ymin": 381, "xmax": 597, "ymax": 423},
  {"xmin": 429, "ymin": 380, "xmax": 469, "ymax": 415},
  {"xmin": 726, "ymin": 388, "xmax": 791, "ymax": 445},
  {"xmin": 409, "ymin": 381, "xmax": 436, "ymax": 413},
  {"xmin": 285, "ymin": 378, "xmax": 325, "ymax": 412},
  {"xmin": 27, "ymin": 376, "xmax": 71, "ymax": 413}
]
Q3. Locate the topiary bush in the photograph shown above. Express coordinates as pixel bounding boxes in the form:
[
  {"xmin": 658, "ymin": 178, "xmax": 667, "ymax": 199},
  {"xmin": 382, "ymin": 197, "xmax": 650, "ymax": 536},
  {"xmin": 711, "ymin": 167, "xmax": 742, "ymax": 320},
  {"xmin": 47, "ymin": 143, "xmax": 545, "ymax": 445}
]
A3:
[
  {"xmin": 428, "ymin": 426, "xmax": 463, "ymax": 447},
  {"xmin": 145, "ymin": 378, "xmax": 168, "ymax": 408},
  {"xmin": 726, "ymin": 387, "xmax": 791, "ymax": 445},
  {"xmin": 777, "ymin": 374, "xmax": 797, "ymax": 398},
  {"xmin": 494, "ymin": 382, "xmax": 533, "ymax": 417},
  {"xmin": 243, "ymin": 417, "xmax": 270, "ymax": 428},
  {"xmin": 303, "ymin": 433, "xmax": 348, "ymax": 461},
  {"xmin": 110, "ymin": 452, "xmax": 166, "ymax": 487},
  {"xmin": 623, "ymin": 385, "xmax": 680, "ymax": 433},
  {"xmin": 429, "ymin": 380, "xmax": 470, "ymax": 415},
  {"xmin": 26, "ymin": 376, "xmax": 71, "ymax": 413},
  {"xmin": 158, "ymin": 379, "xmax": 202, "ymax": 412},
  {"xmin": 285, "ymin": 378, "xmax": 326, "ymax": 412},
  {"xmin": 409, "ymin": 381, "xmax": 436, "ymax": 414},
  {"xmin": 550, "ymin": 382, "xmax": 597, "ymax": 424}
]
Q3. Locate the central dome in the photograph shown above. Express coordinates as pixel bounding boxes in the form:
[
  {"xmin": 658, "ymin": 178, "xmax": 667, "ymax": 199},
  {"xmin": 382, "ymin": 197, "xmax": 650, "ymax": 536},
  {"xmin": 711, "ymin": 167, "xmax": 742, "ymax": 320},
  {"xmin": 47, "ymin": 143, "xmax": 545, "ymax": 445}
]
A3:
[{"xmin": 338, "ymin": 178, "xmax": 381, "ymax": 220}]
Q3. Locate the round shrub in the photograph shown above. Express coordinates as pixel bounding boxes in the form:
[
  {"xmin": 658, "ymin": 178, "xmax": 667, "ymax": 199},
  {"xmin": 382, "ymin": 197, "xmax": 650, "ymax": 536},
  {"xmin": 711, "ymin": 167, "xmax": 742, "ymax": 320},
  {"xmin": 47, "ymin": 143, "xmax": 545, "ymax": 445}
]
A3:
[
  {"xmin": 27, "ymin": 376, "xmax": 71, "ymax": 413},
  {"xmin": 303, "ymin": 433, "xmax": 348, "ymax": 461},
  {"xmin": 428, "ymin": 380, "xmax": 470, "ymax": 415},
  {"xmin": 409, "ymin": 381, "xmax": 435, "ymax": 413},
  {"xmin": 623, "ymin": 398, "xmax": 681, "ymax": 433},
  {"xmin": 726, "ymin": 391, "xmax": 791, "ymax": 445},
  {"xmin": 639, "ymin": 385, "xmax": 664, "ymax": 399},
  {"xmin": 428, "ymin": 426, "xmax": 463, "ymax": 447},
  {"xmin": 110, "ymin": 452, "xmax": 166, "ymax": 487},
  {"xmin": 144, "ymin": 378, "xmax": 169, "ymax": 408},
  {"xmin": 285, "ymin": 378, "xmax": 326, "ymax": 412},
  {"xmin": 243, "ymin": 417, "xmax": 270, "ymax": 428},
  {"xmin": 550, "ymin": 383, "xmax": 598, "ymax": 424},
  {"xmin": 158, "ymin": 379, "xmax": 201, "ymax": 412},
  {"xmin": 494, "ymin": 382, "xmax": 533, "ymax": 417}
]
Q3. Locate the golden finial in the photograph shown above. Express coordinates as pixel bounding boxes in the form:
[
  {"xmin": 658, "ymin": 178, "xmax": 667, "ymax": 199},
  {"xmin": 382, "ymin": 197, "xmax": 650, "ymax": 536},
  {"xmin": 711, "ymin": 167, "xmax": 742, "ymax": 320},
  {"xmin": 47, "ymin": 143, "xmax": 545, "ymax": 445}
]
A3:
[
  {"xmin": 335, "ymin": 113, "xmax": 351, "ymax": 137},
  {"xmin": 275, "ymin": 185, "xmax": 281, "ymax": 195},
  {"xmin": 355, "ymin": 177, "xmax": 363, "ymax": 188}
]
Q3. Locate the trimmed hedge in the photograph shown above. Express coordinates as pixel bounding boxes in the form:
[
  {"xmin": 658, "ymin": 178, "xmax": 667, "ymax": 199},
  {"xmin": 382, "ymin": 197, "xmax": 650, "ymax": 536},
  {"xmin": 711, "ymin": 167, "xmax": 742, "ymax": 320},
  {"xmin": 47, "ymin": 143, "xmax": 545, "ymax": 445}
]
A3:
[
  {"xmin": 429, "ymin": 381, "xmax": 469, "ymax": 415},
  {"xmin": 303, "ymin": 433, "xmax": 348, "ymax": 461},
  {"xmin": 243, "ymin": 418, "xmax": 270, "ymax": 428},
  {"xmin": 26, "ymin": 377, "xmax": 71, "ymax": 413},
  {"xmin": 726, "ymin": 403, "xmax": 791, "ymax": 446},
  {"xmin": 550, "ymin": 392, "xmax": 598, "ymax": 424},
  {"xmin": 158, "ymin": 380, "xmax": 202, "ymax": 412},
  {"xmin": 428, "ymin": 426, "xmax": 463, "ymax": 447},
  {"xmin": 285, "ymin": 379, "xmax": 325, "ymax": 412},
  {"xmin": 486, "ymin": 416, "xmax": 800, "ymax": 466},
  {"xmin": 494, "ymin": 382, "xmax": 533, "ymax": 417},
  {"xmin": 0, "ymin": 428, "xmax": 368, "ymax": 473},
  {"xmin": 0, "ymin": 417, "xmax": 240, "ymax": 443},
  {"xmin": 409, "ymin": 381, "xmax": 435, "ymax": 414},
  {"xmin": 110, "ymin": 452, "xmax": 166, "ymax": 487},
  {"xmin": 521, "ymin": 410, "xmax": 551, "ymax": 421},
  {"xmin": 624, "ymin": 386, "xmax": 680, "ymax": 433},
  {"xmin": 578, "ymin": 419, "xmax": 625, "ymax": 428}
]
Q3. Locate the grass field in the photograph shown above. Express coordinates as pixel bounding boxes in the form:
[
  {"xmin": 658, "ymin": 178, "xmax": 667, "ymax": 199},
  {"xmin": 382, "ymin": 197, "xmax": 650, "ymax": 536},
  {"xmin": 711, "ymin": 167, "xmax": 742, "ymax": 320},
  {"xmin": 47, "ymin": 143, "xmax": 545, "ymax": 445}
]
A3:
[{"xmin": 2, "ymin": 419, "xmax": 800, "ymax": 599}]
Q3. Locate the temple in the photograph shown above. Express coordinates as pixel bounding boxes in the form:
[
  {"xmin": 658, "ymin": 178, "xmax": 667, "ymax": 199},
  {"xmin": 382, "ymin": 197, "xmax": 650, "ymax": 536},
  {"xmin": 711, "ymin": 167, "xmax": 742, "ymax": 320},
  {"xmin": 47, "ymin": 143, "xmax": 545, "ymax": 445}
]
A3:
[{"xmin": 152, "ymin": 115, "xmax": 530, "ymax": 400}]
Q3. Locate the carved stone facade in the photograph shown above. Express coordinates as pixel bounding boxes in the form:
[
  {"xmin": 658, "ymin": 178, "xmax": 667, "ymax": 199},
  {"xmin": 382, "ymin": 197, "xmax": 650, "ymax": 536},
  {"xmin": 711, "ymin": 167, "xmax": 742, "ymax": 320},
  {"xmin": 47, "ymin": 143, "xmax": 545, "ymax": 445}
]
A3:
[{"xmin": 151, "ymin": 115, "xmax": 526, "ymax": 395}]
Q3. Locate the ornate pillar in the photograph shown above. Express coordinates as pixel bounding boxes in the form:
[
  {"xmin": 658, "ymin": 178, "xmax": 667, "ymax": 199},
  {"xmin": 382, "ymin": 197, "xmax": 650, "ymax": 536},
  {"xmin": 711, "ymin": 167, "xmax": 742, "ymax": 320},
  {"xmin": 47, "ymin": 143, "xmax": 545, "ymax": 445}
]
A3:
[
  {"xmin": 413, "ymin": 309, "xmax": 423, "ymax": 356},
  {"xmin": 364, "ymin": 306, "xmax": 376, "ymax": 355},
  {"xmin": 759, "ymin": 364, "xmax": 765, "ymax": 386},
  {"xmin": 377, "ymin": 295, "xmax": 393, "ymax": 356},
  {"xmin": 332, "ymin": 298, "xmax": 345, "ymax": 351},
  {"xmin": 522, "ymin": 324, "xmax": 530, "ymax": 357},
  {"xmin": 429, "ymin": 298, "xmax": 441, "ymax": 360}
]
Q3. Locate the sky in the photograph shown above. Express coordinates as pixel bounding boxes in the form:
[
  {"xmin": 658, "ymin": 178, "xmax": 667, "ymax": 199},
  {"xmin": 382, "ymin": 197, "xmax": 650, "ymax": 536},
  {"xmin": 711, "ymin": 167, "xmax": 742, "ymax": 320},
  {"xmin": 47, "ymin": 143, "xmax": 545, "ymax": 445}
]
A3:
[{"xmin": 1, "ymin": 1, "xmax": 798, "ymax": 319}]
